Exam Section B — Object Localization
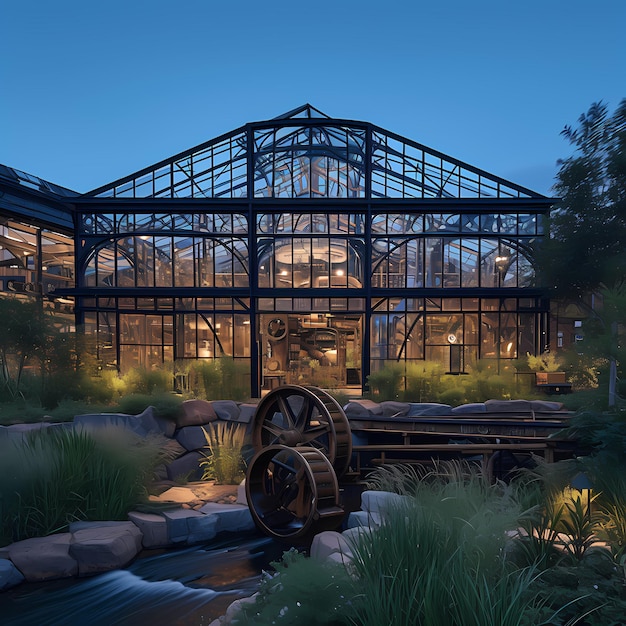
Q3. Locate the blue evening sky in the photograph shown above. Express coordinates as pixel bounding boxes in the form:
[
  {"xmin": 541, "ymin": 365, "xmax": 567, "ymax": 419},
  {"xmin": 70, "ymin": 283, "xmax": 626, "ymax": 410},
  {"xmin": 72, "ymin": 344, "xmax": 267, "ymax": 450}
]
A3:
[{"xmin": 1, "ymin": 0, "xmax": 624, "ymax": 196}]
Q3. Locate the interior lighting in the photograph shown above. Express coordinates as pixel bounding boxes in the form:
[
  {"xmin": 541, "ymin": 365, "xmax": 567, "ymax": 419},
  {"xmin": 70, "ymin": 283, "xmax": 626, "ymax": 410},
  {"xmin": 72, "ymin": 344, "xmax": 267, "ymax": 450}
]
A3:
[{"xmin": 335, "ymin": 269, "xmax": 344, "ymax": 276}]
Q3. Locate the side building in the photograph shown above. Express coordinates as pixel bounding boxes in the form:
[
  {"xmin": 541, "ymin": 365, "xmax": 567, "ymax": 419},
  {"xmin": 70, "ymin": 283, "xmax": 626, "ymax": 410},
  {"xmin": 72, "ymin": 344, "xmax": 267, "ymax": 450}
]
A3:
[{"xmin": 0, "ymin": 105, "xmax": 556, "ymax": 397}]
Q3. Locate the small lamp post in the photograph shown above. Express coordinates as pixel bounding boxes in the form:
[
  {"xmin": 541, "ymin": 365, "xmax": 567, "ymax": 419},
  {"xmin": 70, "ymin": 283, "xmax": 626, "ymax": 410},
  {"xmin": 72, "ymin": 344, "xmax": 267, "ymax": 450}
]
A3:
[{"xmin": 570, "ymin": 471, "xmax": 593, "ymax": 521}]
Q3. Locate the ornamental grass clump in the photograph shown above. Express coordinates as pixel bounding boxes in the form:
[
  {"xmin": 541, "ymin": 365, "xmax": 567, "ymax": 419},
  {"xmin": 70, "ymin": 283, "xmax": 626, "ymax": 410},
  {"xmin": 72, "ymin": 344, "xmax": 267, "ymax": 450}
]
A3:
[
  {"xmin": 0, "ymin": 425, "xmax": 168, "ymax": 545},
  {"xmin": 347, "ymin": 464, "xmax": 542, "ymax": 626},
  {"xmin": 199, "ymin": 421, "xmax": 246, "ymax": 484}
]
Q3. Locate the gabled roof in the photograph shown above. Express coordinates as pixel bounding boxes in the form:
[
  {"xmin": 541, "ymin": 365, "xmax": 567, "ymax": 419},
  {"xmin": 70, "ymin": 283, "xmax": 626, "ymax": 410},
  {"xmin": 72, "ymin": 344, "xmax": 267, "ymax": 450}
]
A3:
[
  {"xmin": 85, "ymin": 106, "xmax": 548, "ymax": 201},
  {"xmin": 272, "ymin": 104, "xmax": 331, "ymax": 120}
]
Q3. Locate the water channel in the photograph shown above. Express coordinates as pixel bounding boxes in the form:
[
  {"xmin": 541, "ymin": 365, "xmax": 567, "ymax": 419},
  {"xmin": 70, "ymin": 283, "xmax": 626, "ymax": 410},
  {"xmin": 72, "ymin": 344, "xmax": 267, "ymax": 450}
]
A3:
[{"xmin": 1, "ymin": 531, "xmax": 285, "ymax": 625}]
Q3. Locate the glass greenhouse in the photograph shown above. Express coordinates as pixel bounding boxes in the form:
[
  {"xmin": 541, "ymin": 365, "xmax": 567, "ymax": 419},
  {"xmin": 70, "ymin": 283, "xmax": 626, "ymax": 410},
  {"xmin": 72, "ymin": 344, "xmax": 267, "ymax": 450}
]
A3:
[{"xmin": 0, "ymin": 105, "xmax": 554, "ymax": 396}]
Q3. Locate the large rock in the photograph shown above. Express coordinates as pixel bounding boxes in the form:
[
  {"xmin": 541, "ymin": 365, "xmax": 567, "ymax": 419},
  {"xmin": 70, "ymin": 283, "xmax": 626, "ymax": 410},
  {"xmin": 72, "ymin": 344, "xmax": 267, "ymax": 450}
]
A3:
[
  {"xmin": 530, "ymin": 400, "xmax": 565, "ymax": 412},
  {"xmin": 379, "ymin": 401, "xmax": 411, "ymax": 417},
  {"xmin": 210, "ymin": 400, "xmax": 241, "ymax": 421},
  {"xmin": 166, "ymin": 450, "xmax": 204, "ymax": 481},
  {"xmin": 8, "ymin": 534, "xmax": 78, "ymax": 582},
  {"xmin": 135, "ymin": 405, "xmax": 176, "ymax": 438},
  {"xmin": 74, "ymin": 413, "xmax": 147, "ymax": 435},
  {"xmin": 0, "ymin": 558, "xmax": 25, "ymax": 590},
  {"xmin": 1, "ymin": 422, "xmax": 53, "ymax": 442},
  {"xmin": 177, "ymin": 399, "xmax": 218, "ymax": 428},
  {"xmin": 176, "ymin": 425, "xmax": 209, "ymax": 451},
  {"xmin": 451, "ymin": 403, "xmax": 487, "ymax": 414},
  {"xmin": 485, "ymin": 399, "xmax": 533, "ymax": 413},
  {"xmin": 69, "ymin": 522, "xmax": 143, "ymax": 577},
  {"xmin": 407, "ymin": 403, "xmax": 452, "ymax": 416},
  {"xmin": 233, "ymin": 403, "xmax": 257, "ymax": 424},
  {"xmin": 343, "ymin": 399, "xmax": 383, "ymax": 417}
]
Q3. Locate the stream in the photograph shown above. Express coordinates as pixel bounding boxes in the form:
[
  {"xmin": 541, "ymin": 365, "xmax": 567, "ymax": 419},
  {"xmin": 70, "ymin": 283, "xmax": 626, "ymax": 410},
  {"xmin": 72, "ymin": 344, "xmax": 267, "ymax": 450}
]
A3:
[{"xmin": 0, "ymin": 532, "xmax": 285, "ymax": 625}]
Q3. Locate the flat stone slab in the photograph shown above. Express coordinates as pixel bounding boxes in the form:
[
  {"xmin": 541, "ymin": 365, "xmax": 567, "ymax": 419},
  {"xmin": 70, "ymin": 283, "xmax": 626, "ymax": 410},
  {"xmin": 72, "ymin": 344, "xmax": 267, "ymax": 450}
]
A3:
[
  {"xmin": 198, "ymin": 503, "xmax": 254, "ymax": 533},
  {"xmin": 161, "ymin": 508, "xmax": 210, "ymax": 543},
  {"xmin": 8, "ymin": 533, "xmax": 78, "ymax": 582},
  {"xmin": 128, "ymin": 511, "xmax": 171, "ymax": 549},
  {"xmin": 69, "ymin": 522, "xmax": 143, "ymax": 577},
  {"xmin": 150, "ymin": 486, "xmax": 198, "ymax": 503}
]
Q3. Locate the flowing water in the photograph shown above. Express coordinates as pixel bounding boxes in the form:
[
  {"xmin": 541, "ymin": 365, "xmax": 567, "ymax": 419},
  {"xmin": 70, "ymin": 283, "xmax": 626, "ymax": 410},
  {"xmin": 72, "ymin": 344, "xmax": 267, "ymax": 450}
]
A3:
[{"xmin": 1, "ymin": 532, "xmax": 285, "ymax": 626}]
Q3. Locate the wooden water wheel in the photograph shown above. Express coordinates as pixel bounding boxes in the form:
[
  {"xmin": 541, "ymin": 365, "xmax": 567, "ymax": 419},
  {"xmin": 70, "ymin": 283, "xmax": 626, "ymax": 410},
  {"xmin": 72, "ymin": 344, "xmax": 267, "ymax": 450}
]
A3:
[{"xmin": 246, "ymin": 385, "xmax": 352, "ymax": 541}]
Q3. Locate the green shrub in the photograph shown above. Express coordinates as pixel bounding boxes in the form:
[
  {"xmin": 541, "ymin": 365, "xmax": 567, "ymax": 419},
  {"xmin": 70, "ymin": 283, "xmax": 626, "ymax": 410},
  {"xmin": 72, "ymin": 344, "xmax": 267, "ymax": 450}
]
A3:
[
  {"xmin": 403, "ymin": 361, "xmax": 447, "ymax": 401},
  {"xmin": 115, "ymin": 392, "xmax": 183, "ymax": 421},
  {"xmin": 189, "ymin": 358, "xmax": 250, "ymax": 401},
  {"xmin": 122, "ymin": 366, "xmax": 173, "ymax": 395},
  {"xmin": 0, "ymin": 426, "xmax": 167, "ymax": 545},
  {"xmin": 366, "ymin": 362, "xmax": 404, "ymax": 400},
  {"xmin": 239, "ymin": 548, "xmax": 356, "ymax": 625}
]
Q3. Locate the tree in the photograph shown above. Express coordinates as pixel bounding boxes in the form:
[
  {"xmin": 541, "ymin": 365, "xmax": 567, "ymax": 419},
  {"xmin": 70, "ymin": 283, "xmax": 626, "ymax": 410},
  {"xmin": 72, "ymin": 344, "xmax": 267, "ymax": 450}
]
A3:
[
  {"xmin": 538, "ymin": 99, "xmax": 626, "ymax": 298},
  {"xmin": 538, "ymin": 100, "xmax": 626, "ymax": 406},
  {"xmin": 0, "ymin": 298, "xmax": 50, "ymax": 400}
]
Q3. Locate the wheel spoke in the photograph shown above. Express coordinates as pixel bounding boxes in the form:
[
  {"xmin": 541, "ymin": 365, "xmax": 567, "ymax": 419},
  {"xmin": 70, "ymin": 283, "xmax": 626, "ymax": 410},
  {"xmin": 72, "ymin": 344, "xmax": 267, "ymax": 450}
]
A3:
[
  {"xmin": 276, "ymin": 394, "xmax": 296, "ymax": 428},
  {"xmin": 261, "ymin": 423, "xmax": 284, "ymax": 441},
  {"xmin": 299, "ymin": 424, "xmax": 331, "ymax": 443},
  {"xmin": 293, "ymin": 395, "xmax": 312, "ymax": 430}
]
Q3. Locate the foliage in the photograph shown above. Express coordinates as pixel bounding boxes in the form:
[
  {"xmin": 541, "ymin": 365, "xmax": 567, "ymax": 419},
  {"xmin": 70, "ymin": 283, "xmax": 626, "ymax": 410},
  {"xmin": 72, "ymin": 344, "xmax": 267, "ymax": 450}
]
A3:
[
  {"xmin": 403, "ymin": 360, "xmax": 447, "ymax": 401},
  {"xmin": 527, "ymin": 352, "xmax": 563, "ymax": 373},
  {"xmin": 238, "ymin": 459, "xmax": 626, "ymax": 626},
  {"xmin": 365, "ymin": 362, "xmax": 404, "ymax": 400},
  {"xmin": 121, "ymin": 365, "xmax": 173, "ymax": 395},
  {"xmin": 188, "ymin": 358, "xmax": 250, "ymax": 401},
  {"xmin": 345, "ymin": 480, "xmax": 545, "ymax": 626},
  {"xmin": 366, "ymin": 359, "xmax": 532, "ymax": 404},
  {"xmin": 239, "ymin": 548, "xmax": 355, "ymax": 625},
  {"xmin": 0, "ymin": 425, "xmax": 167, "ymax": 545},
  {"xmin": 115, "ymin": 392, "xmax": 183, "ymax": 421},
  {"xmin": 199, "ymin": 421, "xmax": 247, "ymax": 484},
  {"xmin": 538, "ymin": 99, "xmax": 626, "ymax": 298}
]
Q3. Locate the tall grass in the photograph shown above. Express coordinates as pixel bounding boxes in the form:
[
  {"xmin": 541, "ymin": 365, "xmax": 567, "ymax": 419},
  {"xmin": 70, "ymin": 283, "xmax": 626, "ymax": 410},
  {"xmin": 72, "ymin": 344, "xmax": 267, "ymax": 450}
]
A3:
[
  {"xmin": 347, "ymin": 468, "xmax": 570, "ymax": 626},
  {"xmin": 199, "ymin": 421, "xmax": 247, "ymax": 484},
  {"xmin": 0, "ymin": 426, "xmax": 168, "ymax": 545}
]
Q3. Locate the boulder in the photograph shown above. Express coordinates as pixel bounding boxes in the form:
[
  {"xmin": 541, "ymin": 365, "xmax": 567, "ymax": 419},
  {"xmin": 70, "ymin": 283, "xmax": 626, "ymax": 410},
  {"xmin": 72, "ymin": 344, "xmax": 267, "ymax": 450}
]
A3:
[
  {"xmin": 210, "ymin": 400, "xmax": 241, "ymax": 421},
  {"xmin": 8, "ymin": 534, "xmax": 78, "ymax": 582},
  {"xmin": 343, "ymin": 399, "xmax": 383, "ymax": 417},
  {"xmin": 2, "ymin": 422, "xmax": 53, "ymax": 442},
  {"xmin": 484, "ymin": 399, "xmax": 533, "ymax": 413},
  {"xmin": 310, "ymin": 531, "xmax": 353, "ymax": 561},
  {"xmin": 74, "ymin": 413, "xmax": 147, "ymax": 436},
  {"xmin": 136, "ymin": 405, "xmax": 176, "ymax": 438},
  {"xmin": 69, "ymin": 522, "xmax": 143, "ymax": 576},
  {"xmin": 175, "ymin": 425, "xmax": 209, "ymax": 452},
  {"xmin": 361, "ymin": 490, "xmax": 409, "ymax": 517},
  {"xmin": 166, "ymin": 450, "xmax": 204, "ymax": 482},
  {"xmin": 530, "ymin": 400, "xmax": 565, "ymax": 412},
  {"xmin": 235, "ymin": 403, "xmax": 257, "ymax": 424},
  {"xmin": 379, "ymin": 401, "xmax": 411, "ymax": 417},
  {"xmin": 451, "ymin": 403, "xmax": 487, "ymax": 414},
  {"xmin": 176, "ymin": 400, "xmax": 218, "ymax": 428},
  {"xmin": 407, "ymin": 403, "xmax": 452, "ymax": 416},
  {"xmin": 0, "ymin": 558, "xmax": 25, "ymax": 590}
]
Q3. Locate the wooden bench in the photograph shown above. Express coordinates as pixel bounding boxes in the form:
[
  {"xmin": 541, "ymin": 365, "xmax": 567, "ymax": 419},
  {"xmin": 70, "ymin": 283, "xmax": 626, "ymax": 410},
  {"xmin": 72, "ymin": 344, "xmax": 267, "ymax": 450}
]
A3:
[{"xmin": 351, "ymin": 442, "xmax": 554, "ymax": 480}]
